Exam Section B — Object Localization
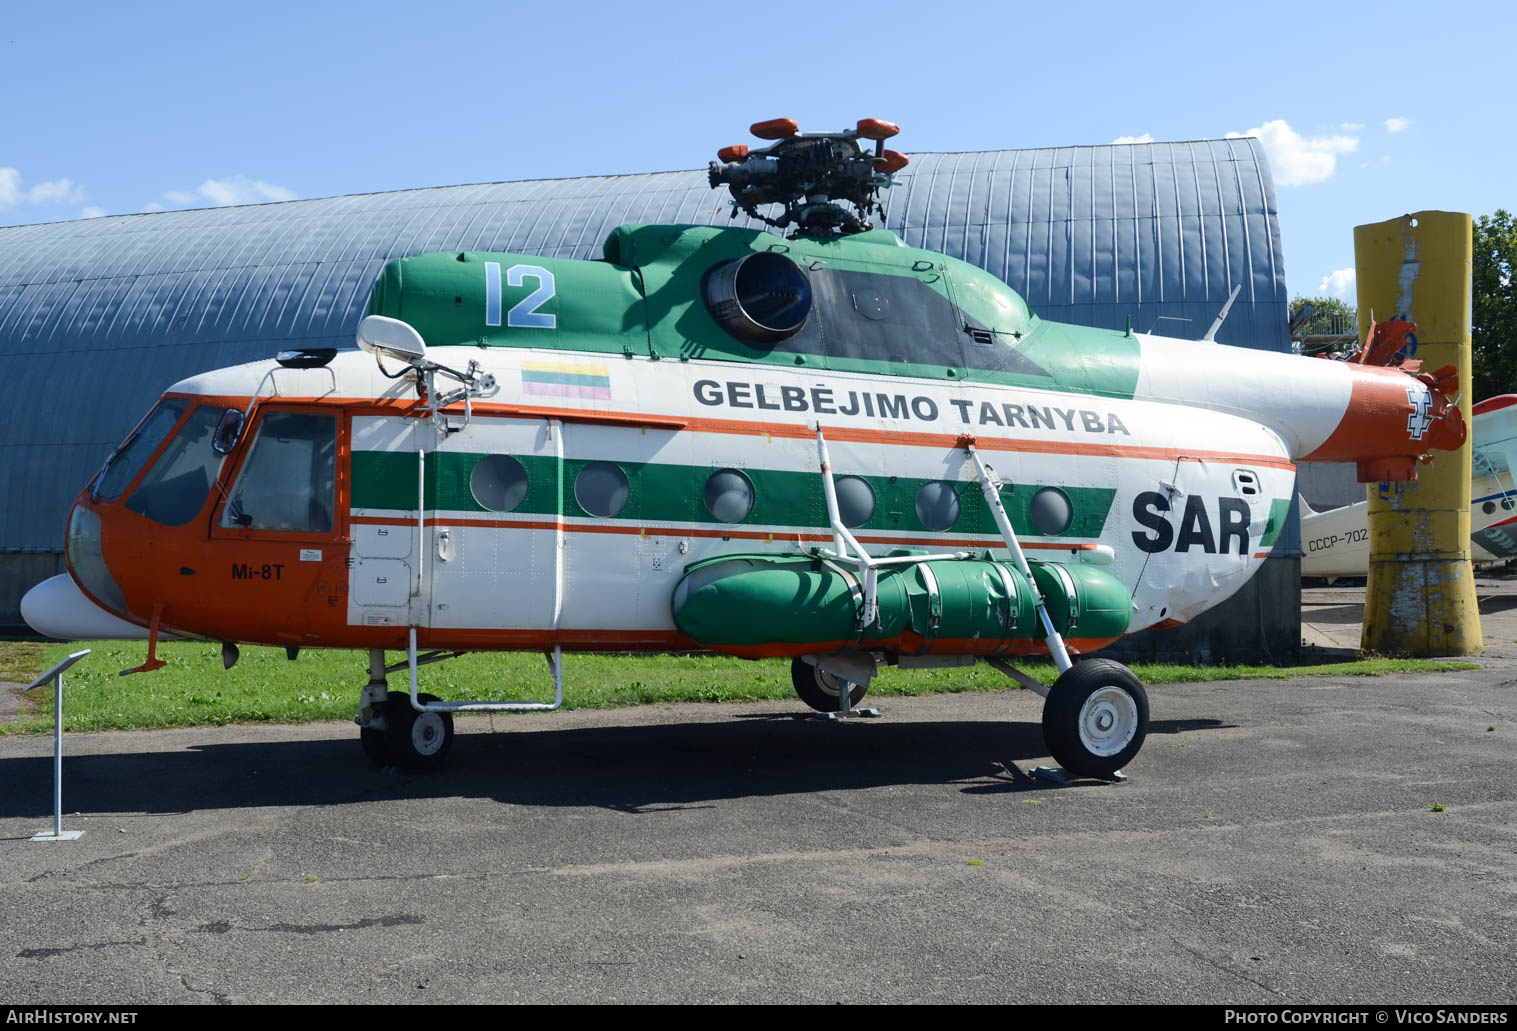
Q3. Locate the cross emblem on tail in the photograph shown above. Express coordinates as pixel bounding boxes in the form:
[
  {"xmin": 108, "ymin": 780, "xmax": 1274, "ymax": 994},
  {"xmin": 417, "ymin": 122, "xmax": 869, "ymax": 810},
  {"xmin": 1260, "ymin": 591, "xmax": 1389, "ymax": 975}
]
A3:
[{"xmin": 1407, "ymin": 387, "xmax": 1433, "ymax": 440}]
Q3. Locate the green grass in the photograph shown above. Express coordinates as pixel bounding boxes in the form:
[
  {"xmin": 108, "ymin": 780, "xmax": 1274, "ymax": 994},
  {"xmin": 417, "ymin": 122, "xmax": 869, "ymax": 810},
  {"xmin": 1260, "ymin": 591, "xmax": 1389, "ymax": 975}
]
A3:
[
  {"xmin": 0, "ymin": 640, "xmax": 50, "ymax": 683},
  {"xmin": 0, "ymin": 639, "xmax": 1480, "ymax": 734}
]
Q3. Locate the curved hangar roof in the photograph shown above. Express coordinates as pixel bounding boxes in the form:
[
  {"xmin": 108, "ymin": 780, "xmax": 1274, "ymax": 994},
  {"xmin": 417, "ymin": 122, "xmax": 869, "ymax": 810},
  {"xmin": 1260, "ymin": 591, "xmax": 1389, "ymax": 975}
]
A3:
[{"xmin": 0, "ymin": 138, "xmax": 1285, "ymax": 553}]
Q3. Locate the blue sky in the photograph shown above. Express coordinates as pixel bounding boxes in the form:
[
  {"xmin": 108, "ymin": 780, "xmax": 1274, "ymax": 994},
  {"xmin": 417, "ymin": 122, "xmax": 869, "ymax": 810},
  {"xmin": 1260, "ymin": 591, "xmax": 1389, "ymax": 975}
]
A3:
[{"xmin": 2, "ymin": 0, "xmax": 1511, "ymax": 304}]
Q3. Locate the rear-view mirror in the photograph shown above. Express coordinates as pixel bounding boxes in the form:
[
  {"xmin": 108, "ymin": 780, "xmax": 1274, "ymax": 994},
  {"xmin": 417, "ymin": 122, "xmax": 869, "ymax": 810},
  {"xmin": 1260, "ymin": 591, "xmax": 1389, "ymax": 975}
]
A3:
[{"xmin": 212, "ymin": 409, "xmax": 245, "ymax": 455}]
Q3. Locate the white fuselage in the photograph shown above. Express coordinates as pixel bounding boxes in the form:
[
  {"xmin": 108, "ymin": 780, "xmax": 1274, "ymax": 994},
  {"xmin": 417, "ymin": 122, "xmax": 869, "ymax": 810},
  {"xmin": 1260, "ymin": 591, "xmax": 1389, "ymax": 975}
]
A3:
[{"xmin": 172, "ymin": 346, "xmax": 1294, "ymax": 642}]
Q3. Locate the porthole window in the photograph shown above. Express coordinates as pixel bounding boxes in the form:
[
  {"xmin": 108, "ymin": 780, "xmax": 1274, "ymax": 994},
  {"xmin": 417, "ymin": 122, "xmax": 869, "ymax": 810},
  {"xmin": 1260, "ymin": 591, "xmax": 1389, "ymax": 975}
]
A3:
[
  {"xmin": 834, "ymin": 476, "xmax": 876, "ymax": 528},
  {"xmin": 1484, "ymin": 501, "xmax": 1497, "ymax": 515},
  {"xmin": 470, "ymin": 455, "xmax": 529, "ymax": 513},
  {"xmin": 704, "ymin": 468, "xmax": 754, "ymax": 523},
  {"xmin": 1029, "ymin": 486, "xmax": 1073, "ymax": 536},
  {"xmin": 574, "ymin": 461, "xmax": 629, "ymax": 518},
  {"xmin": 915, "ymin": 481, "xmax": 961, "ymax": 531}
]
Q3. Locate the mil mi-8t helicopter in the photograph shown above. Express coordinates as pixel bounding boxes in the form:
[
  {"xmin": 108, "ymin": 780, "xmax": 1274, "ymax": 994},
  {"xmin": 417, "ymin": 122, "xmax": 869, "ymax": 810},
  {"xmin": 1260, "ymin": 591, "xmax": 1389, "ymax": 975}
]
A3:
[{"xmin": 23, "ymin": 119, "xmax": 1466, "ymax": 778}]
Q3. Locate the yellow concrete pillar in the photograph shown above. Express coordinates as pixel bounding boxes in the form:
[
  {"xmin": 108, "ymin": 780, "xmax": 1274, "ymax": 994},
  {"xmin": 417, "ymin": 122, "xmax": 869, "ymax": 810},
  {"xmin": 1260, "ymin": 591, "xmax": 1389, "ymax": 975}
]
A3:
[{"xmin": 1357, "ymin": 211, "xmax": 1482, "ymax": 656}]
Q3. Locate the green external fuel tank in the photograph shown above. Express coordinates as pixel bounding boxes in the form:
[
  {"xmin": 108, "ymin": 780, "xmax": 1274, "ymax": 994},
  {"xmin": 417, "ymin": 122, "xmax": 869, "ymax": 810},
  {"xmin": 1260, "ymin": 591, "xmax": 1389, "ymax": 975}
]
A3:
[{"xmin": 671, "ymin": 552, "xmax": 1133, "ymax": 658}]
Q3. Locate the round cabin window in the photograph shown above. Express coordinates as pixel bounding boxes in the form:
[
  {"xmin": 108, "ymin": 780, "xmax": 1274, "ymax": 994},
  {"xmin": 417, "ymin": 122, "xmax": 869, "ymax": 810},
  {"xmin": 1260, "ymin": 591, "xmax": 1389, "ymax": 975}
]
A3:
[
  {"xmin": 704, "ymin": 468, "xmax": 755, "ymax": 523},
  {"xmin": 470, "ymin": 455, "xmax": 529, "ymax": 512},
  {"xmin": 915, "ymin": 481, "xmax": 961, "ymax": 531},
  {"xmin": 1029, "ymin": 487, "xmax": 1073, "ymax": 536},
  {"xmin": 574, "ymin": 462, "xmax": 630, "ymax": 518},
  {"xmin": 834, "ymin": 476, "xmax": 876, "ymax": 528}
]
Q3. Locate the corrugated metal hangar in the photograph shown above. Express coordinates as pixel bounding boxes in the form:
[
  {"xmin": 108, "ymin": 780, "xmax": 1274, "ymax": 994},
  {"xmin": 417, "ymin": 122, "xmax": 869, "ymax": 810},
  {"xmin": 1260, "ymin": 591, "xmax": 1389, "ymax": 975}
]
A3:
[{"xmin": 0, "ymin": 137, "xmax": 1299, "ymax": 652}]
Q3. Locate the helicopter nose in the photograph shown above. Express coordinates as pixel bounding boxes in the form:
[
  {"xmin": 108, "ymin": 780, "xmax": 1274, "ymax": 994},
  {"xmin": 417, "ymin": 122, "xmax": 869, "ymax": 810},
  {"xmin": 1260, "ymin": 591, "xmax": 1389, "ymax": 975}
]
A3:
[
  {"xmin": 21, "ymin": 573, "xmax": 152, "ymax": 640},
  {"xmin": 27, "ymin": 500, "xmax": 151, "ymax": 640}
]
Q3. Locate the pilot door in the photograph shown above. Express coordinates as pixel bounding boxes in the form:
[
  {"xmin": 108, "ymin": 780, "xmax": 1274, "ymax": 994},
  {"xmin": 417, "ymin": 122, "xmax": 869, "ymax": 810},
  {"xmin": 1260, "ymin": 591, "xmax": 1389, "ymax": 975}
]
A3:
[{"xmin": 208, "ymin": 404, "xmax": 350, "ymax": 642}]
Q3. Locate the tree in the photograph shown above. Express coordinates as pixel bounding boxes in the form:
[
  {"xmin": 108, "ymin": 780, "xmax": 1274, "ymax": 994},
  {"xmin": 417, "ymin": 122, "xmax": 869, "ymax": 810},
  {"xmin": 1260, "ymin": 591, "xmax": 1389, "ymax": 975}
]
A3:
[
  {"xmin": 1473, "ymin": 210, "xmax": 1517, "ymax": 401},
  {"xmin": 1290, "ymin": 295, "xmax": 1357, "ymax": 350}
]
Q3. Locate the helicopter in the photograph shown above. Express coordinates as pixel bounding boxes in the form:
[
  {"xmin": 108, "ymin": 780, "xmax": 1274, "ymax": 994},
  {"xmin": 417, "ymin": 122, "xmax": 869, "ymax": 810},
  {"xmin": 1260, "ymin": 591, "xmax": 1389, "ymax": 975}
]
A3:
[{"xmin": 22, "ymin": 119, "xmax": 1467, "ymax": 779}]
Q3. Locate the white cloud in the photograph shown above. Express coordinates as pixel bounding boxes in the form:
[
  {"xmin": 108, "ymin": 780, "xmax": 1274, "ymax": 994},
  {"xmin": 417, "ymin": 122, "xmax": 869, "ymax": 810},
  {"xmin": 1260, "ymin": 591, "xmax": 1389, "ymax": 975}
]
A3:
[
  {"xmin": 1227, "ymin": 119, "xmax": 1358, "ymax": 186},
  {"xmin": 1111, "ymin": 133, "xmax": 1155, "ymax": 145},
  {"xmin": 1340, "ymin": 122, "xmax": 1366, "ymax": 131},
  {"xmin": 145, "ymin": 176, "xmax": 300, "ymax": 214},
  {"xmin": 80, "ymin": 206, "xmax": 107, "ymax": 219},
  {"xmin": 1385, "ymin": 116, "xmax": 1412, "ymax": 133},
  {"xmin": 28, "ymin": 178, "xmax": 85, "ymax": 204},
  {"xmin": 1319, "ymin": 267, "xmax": 1357, "ymax": 299},
  {"xmin": 0, "ymin": 168, "xmax": 87, "ymax": 208},
  {"xmin": 197, "ymin": 176, "xmax": 297, "ymax": 206}
]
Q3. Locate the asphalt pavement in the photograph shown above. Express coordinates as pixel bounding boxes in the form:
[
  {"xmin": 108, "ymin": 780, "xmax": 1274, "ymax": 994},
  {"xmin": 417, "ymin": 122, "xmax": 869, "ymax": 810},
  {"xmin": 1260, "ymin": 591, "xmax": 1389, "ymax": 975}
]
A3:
[{"xmin": 2, "ymin": 587, "xmax": 1515, "ymax": 1005}]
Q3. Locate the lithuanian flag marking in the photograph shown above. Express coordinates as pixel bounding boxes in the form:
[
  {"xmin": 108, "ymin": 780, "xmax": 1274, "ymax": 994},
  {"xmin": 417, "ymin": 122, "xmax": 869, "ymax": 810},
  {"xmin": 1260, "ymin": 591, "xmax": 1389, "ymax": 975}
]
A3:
[{"xmin": 521, "ymin": 360, "xmax": 612, "ymax": 400}]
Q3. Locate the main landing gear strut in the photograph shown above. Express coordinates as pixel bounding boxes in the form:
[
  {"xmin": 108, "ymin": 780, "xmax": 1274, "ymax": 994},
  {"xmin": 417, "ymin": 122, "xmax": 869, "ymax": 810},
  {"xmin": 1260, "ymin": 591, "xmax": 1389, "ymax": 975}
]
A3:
[
  {"xmin": 354, "ymin": 631, "xmax": 566, "ymax": 772},
  {"xmin": 798, "ymin": 428, "xmax": 1151, "ymax": 779},
  {"xmin": 969, "ymin": 440, "xmax": 1148, "ymax": 779}
]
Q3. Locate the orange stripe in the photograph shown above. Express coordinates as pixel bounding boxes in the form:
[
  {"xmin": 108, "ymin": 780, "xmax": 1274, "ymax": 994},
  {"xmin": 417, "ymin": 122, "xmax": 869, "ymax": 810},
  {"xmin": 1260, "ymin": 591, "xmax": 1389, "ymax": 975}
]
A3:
[
  {"xmin": 348, "ymin": 514, "xmax": 1103, "ymax": 550},
  {"xmin": 168, "ymin": 392, "xmax": 1296, "ymax": 470},
  {"xmin": 1472, "ymin": 394, "xmax": 1517, "ymax": 417},
  {"xmin": 404, "ymin": 629, "xmax": 1123, "ymax": 657},
  {"xmin": 420, "ymin": 628, "xmax": 694, "ymax": 650}
]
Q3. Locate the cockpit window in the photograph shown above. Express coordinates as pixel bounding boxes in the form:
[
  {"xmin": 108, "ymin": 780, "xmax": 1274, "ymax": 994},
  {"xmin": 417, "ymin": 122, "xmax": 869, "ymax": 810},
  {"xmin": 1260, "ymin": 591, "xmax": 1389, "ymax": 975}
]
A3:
[
  {"xmin": 124, "ymin": 405, "xmax": 230, "ymax": 526},
  {"xmin": 220, "ymin": 411, "xmax": 337, "ymax": 533},
  {"xmin": 94, "ymin": 399, "xmax": 190, "ymax": 501}
]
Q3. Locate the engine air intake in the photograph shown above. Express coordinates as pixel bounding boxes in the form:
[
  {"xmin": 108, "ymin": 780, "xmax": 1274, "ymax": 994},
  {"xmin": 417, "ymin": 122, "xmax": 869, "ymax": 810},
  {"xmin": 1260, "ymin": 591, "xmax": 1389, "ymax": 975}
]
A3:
[{"xmin": 703, "ymin": 252, "xmax": 812, "ymax": 344}]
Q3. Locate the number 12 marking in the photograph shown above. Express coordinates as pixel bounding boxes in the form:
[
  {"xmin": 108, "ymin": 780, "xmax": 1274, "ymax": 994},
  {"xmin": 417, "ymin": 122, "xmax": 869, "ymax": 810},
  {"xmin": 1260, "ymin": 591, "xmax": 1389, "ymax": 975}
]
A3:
[{"xmin": 485, "ymin": 262, "xmax": 556, "ymax": 329}]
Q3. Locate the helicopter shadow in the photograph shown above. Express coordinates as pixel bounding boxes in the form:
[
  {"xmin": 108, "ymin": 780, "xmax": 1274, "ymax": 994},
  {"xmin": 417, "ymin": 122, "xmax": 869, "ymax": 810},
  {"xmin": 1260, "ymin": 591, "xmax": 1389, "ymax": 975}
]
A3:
[{"xmin": 0, "ymin": 713, "xmax": 1230, "ymax": 820}]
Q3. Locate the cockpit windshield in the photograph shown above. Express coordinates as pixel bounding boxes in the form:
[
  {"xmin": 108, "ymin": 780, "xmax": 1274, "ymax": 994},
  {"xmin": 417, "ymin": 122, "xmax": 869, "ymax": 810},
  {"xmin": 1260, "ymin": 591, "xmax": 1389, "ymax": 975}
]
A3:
[
  {"xmin": 93, "ymin": 398, "xmax": 189, "ymax": 501},
  {"xmin": 124, "ymin": 404, "xmax": 231, "ymax": 526}
]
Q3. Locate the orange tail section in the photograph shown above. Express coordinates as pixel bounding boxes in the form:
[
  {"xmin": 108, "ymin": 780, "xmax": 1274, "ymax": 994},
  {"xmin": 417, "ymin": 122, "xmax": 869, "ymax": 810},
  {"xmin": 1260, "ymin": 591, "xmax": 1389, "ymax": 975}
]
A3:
[{"xmin": 1305, "ymin": 319, "xmax": 1466, "ymax": 482}]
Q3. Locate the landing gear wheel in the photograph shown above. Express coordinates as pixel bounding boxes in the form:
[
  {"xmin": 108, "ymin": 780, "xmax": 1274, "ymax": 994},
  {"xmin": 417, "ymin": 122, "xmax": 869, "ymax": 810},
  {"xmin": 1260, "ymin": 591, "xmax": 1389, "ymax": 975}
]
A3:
[
  {"xmin": 791, "ymin": 656, "xmax": 868, "ymax": 713},
  {"xmin": 1041, "ymin": 659, "xmax": 1148, "ymax": 779},
  {"xmin": 383, "ymin": 691, "xmax": 454, "ymax": 772}
]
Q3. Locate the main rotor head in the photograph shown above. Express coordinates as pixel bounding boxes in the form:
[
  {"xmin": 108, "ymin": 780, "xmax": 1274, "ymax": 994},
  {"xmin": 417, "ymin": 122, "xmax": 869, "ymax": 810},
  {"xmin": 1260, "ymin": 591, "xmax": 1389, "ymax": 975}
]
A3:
[{"xmin": 708, "ymin": 118, "xmax": 910, "ymax": 238}]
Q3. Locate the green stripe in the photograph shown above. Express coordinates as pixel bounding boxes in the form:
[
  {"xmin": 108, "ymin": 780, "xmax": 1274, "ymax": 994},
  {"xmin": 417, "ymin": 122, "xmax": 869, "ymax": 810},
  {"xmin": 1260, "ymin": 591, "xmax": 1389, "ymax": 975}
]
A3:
[
  {"xmin": 352, "ymin": 450, "xmax": 1115, "ymax": 538},
  {"xmin": 1259, "ymin": 497, "xmax": 1292, "ymax": 549}
]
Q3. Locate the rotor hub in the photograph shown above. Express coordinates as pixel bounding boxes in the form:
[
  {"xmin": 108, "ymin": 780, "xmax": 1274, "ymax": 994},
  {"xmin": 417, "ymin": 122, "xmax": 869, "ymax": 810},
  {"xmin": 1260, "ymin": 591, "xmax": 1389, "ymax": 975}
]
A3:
[{"xmin": 708, "ymin": 118, "xmax": 910, "ymax": 238}]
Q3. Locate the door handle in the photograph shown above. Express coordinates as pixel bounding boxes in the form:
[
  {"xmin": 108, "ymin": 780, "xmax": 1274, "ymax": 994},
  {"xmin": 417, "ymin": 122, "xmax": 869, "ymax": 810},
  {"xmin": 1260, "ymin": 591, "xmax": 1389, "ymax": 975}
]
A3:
[{"xmin": 437, "ymin": 528, "xmax": 453, "ymax": 562}]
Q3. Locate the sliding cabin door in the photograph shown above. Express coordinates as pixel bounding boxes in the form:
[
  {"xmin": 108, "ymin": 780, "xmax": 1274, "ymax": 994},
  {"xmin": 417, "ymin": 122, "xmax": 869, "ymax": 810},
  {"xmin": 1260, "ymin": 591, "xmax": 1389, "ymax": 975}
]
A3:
[{"xmin": 423, "ymin": 413, "xmax": 561, "ymax": 642}]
